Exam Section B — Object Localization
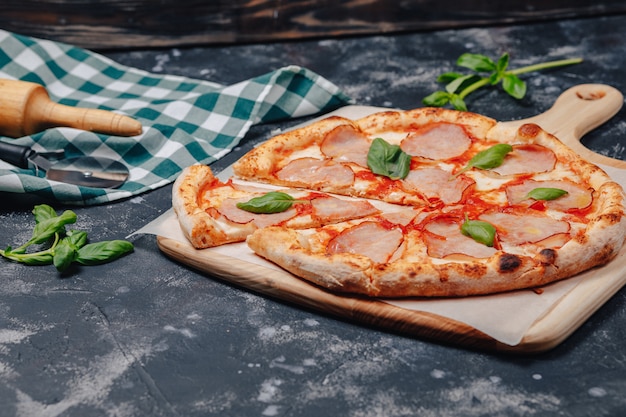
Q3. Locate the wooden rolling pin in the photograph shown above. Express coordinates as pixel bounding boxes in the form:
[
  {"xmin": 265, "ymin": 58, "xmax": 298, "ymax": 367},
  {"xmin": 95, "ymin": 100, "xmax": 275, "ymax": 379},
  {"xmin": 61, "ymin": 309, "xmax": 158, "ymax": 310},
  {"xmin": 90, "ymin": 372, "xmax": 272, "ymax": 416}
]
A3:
[{"xmin": 0, "ymin": 79, "xmax": 143, "ymax": 137}]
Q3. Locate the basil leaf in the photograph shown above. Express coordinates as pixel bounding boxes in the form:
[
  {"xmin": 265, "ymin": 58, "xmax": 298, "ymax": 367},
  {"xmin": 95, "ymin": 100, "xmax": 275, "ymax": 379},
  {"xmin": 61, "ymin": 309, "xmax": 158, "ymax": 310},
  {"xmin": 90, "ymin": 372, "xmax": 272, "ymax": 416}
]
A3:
[
  {"xmin": 469, "ymin": 143, "xmax": 514, "ymax": 170},
  {"xmin": 526, "ymin": 187, "xmax": 568, "ymax": 201},
  {"xmin": 488, "ymin": 71, "xmax": 501, "ymax": 85},
  {"xmin": 502, "ymin": 73, "xmax": 527, "ymax": 99},
  {"xmin": 445, "ymin": 74, "xmax": 479, "ymax": 94},
  {"xmin": 53, "ymin": 239, "xmax": 78, "ymax": 272},
  {"xmin": 496, "ymin": 53, "xmax": 510, "ymax": 73},
  {"xmin": 456, "ymin": 53, "xmax": 496, "ymax": 72},
  {"xmin": 236, "ymin": 191, "xmax": 296, "ymax": 214},
  {"xmin": 453, "ymin": 143, "xmax": 513, "ymax": 178},
  {"xmin": 422, "ymin": 91, "xmax": 451, "ymax": 107},
  {"xmin": 461, "ymin": 217, "xmax": 496, "ymax": 247},
  {"xmin": 32, "ymin": 204, "xmax": 58, "ymax": 223},
  {"xmin": 449, "ymin": 95, "xmax": 468, "ymax": 111},
  {"xmin": 436, "ymin": 72, "xmax": 464, "ymax": 83},
  {"xmin": 29, "ymin": 210, "xmax": 77, "ymax": 245},
  {"xmin": 4, "ymin": 245, "xmax": 25, "ymax": 255},
  {"xmin": 76, "ymin": 240, "xmax": 134, "ymax": 266},
  {"xmin": 367, "ymin": 138, "xmax": 411, "ymax": 180},
  {"xmin": 66, "ymin": 230, "xmax": 88, "ymax": 248}
]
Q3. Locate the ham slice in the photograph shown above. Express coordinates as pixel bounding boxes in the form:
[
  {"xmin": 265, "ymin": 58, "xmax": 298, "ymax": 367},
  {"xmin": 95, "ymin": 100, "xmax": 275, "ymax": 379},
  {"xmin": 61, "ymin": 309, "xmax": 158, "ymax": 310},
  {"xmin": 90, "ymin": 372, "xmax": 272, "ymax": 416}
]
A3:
[
  {"xmin": 401, "ymin": 123, "xmax": 472, "ymax": 160},
  {"xmin": 218, "ymin": 198, "xmax": 298, "ymax": 228},
  {"xmin": 320, "ymin": 125, "xmax": 371, "ymax": 167},
  {"xmin": 479, "ymin": 212, "xmax": 570, "ymax": 245},
  {"xmin": 402, "ymin": 167, "xmax": 474, "ymax": 204},
  {"xmin": 506, "ymin": 179, "xmax": 593, "ymax": 210},
  {"xmin": 424, "ymin": 217, "xmax": 497, "ymax": 259},
  {"xmin": 492, "ymin": 144, "xmax": 556, "ymax": 176},
  {"xmin": 381, "ymin": 210, "xmax": 419, "ymax": 226},
  {"xmin": 327, "ymin": 221, "xmax": 404, "ymax": 263},
  {"xmin": 276, "ymin": 157, "xmax": 355, "ymax": 187},
  {"xmin": 310, "ymin": 196, "xmax": 379, "ymax": 221}
]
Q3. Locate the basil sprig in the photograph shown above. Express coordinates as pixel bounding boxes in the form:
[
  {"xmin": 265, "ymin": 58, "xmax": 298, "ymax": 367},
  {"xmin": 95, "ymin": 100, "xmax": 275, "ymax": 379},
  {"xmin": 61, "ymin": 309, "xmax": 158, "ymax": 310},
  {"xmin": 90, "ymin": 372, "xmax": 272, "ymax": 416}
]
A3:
[
  {"xmin": 453, "ymin": 143, "xmax": 513, "ymax": 178},
  {"xmin": 0, "ymin": 204, "xmax": 134, "ymax": 272},
  {"xmin": 236, "ymin": 191, "xmax": 309, "ymax": 214},
  {"xmin": 526, "ymin": 187, "xmax": 568, "ymax": 201},
  {"xmin": 423, "ymin": 52, "xmax": 582, "ymax": 111},
  {"xmin": 367, "ymin": 137, "xmax": 411, "ymax": 180},
  {"xmin": 461, "ymin": 214, "xmax": 496, "ymax": 247}
]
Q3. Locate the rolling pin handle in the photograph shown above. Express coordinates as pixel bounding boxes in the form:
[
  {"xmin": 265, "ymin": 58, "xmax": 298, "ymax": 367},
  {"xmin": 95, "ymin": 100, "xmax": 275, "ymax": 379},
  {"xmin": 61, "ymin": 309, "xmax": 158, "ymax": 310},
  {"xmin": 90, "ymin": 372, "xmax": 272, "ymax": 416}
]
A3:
[
  {"xmin": 0, "ymin": 141, "xmax": 34, "ymax": 169},
  {"xmin": 41, "ymin": 102, "xmax": 143, "ymax": 137}
]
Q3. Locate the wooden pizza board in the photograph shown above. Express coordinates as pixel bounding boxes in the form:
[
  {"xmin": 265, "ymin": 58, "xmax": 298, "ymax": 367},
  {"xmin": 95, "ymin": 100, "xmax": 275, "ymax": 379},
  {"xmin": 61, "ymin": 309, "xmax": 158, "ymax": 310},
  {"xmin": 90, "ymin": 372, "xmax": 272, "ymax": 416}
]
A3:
[{"xmin": 158, "ymin": 84, "xmax": 626, "ymax": 353}]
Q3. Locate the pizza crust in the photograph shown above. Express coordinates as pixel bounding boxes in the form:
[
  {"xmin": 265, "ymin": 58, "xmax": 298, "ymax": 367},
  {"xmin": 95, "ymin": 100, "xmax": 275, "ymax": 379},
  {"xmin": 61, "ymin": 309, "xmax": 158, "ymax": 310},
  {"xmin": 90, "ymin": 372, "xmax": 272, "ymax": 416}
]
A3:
[{"xmin": 173, "ymin": 164, "xmax": 257, "ymax": 248}]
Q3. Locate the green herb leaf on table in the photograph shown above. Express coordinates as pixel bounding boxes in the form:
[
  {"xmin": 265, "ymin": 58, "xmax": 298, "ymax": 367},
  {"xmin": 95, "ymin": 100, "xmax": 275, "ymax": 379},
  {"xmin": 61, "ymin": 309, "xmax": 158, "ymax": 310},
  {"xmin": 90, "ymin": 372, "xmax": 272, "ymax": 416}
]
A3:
[
  {"xmin": 53, "ymin": 239, "xmax": 78, "ymax": 272},
  {"xmin": 28, "ymin": 210, "xmax": 77, "ymax": 247},
  {"xmin": 457, "ymin": 53, "xmax": 498, "ymax": 72},
  {"xmin": 76, "ymin": 241, "xmax": 135, "ymax": 266},
  {"xmin": 423, "ymin": 52, "xmax": 582, "ymax": 110},
  {"xmin": 526, "ymin": 187, "xmax": 569, "ymax": 201},
  {"xmin": 32, "ymin": 204, "xmax": 59, "ymax": 223},
  {"xmin": 367, "ymin": 137, "xmax": 412, "ymax": 180},
  {"xmin": 0, "ymin": 204, "xmax": 134, "ymax": 273},
  {"xmin": 461, "ymin": 215, "xmax": 497, "ymax": 247},
  {"xmin": 236, "ymin": 191, "xmax": 310, "ymax": 214}
]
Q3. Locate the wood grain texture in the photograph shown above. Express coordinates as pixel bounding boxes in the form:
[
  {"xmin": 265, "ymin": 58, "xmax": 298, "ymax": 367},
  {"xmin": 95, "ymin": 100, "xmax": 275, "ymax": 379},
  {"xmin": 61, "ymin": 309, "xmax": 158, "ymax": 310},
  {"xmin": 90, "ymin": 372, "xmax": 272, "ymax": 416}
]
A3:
[{"xmin": 2, "ymin": 0, "xmax": 626, "ymax": 50}]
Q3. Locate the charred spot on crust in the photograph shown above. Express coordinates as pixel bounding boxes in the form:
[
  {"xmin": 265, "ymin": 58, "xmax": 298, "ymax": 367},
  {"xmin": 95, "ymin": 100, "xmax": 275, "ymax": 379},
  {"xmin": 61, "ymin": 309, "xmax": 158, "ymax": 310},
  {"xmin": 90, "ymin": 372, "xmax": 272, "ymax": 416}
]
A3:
[
  {"xmin": 498, "ymin": 253, "xmax": 522, "ymax": 273},
  {"xmin": 518, "ymin": 123, "xmax": 542, "ymax": 139},
  {"xmin": 537, "ymin": 248, "xmax": 557, "ymax": 265}
]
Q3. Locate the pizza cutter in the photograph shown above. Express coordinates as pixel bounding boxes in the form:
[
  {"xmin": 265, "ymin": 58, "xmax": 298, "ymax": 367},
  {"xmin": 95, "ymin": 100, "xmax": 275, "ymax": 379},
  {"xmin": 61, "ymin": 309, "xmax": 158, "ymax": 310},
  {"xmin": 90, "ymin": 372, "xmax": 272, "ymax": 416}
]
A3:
[{"xmin": 0, "ymin": 140, "xmax": 129, "ymax": 188}]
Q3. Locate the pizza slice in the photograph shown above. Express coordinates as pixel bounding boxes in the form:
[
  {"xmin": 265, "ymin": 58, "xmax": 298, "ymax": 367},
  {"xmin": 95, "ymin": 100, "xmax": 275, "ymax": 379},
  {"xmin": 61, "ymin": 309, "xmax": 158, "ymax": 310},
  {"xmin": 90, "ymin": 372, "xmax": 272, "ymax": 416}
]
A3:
[
  {"xmin": 172, "ymin": 164, "xmax": 381, "ymax": 248},
  {"xmin": 232, "ymin": 108, "xmax": 497, "ymax": 206}
]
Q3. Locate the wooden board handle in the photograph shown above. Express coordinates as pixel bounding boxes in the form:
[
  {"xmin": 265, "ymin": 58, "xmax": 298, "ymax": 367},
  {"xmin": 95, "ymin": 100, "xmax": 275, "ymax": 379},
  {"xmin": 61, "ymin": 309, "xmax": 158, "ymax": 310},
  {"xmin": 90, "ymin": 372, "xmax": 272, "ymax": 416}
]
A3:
[
  {"xmin": 0, "ymin": 79, "xmax": 142, "ymax": 137},
  {"xmin": 501, "ymin": 84, "xmax": 625, "ymax": 169}
]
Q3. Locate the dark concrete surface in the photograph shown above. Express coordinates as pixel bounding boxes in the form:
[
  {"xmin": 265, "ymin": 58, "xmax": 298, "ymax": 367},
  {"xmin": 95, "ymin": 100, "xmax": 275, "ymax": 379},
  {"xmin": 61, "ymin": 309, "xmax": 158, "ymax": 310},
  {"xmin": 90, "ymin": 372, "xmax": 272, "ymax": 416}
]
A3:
[{"xmin": 1, "ymin": 14, "xmax": 626, "ymax": 417}]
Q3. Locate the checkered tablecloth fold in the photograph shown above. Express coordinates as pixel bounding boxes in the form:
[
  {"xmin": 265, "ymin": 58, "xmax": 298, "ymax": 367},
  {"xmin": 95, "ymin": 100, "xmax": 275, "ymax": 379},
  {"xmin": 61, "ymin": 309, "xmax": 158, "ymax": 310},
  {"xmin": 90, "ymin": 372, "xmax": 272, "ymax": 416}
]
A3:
[{"xmin": 0, "ymin": 30, "xmax": 351, "ymax": 205}]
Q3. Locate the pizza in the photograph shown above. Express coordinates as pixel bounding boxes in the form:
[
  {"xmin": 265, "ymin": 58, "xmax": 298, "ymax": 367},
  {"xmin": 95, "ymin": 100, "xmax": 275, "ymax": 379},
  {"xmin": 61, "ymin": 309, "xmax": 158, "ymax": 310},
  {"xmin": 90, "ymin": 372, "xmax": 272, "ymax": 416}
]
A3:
[{"xmin": 172, "ymin": 107, "xmax": 626, "ymax": 297}]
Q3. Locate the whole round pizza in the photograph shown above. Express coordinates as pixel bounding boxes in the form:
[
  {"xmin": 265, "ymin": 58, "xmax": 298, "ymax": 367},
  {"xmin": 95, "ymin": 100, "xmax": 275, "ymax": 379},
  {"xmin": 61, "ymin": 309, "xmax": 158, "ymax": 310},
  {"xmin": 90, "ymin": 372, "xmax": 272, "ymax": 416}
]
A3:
[{"xmin": 172, "ymin": 107, "xmax": 626, "ymax": 297}]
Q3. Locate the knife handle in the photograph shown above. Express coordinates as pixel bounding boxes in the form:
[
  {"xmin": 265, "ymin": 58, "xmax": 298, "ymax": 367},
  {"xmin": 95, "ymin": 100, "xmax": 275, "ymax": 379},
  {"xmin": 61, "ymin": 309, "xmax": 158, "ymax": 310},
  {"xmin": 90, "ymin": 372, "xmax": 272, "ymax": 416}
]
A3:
[{"xmin": 0, "ymin": 141, "xmax": 33, "ymax": 168}]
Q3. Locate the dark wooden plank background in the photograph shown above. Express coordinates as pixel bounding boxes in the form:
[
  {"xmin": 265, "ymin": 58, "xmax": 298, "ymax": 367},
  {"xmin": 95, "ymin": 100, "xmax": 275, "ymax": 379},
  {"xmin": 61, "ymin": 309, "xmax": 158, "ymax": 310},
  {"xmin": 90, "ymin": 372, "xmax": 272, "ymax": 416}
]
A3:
[{"xmin": 1, "ymin": 0, "xmax": 625, "ymax": 50}]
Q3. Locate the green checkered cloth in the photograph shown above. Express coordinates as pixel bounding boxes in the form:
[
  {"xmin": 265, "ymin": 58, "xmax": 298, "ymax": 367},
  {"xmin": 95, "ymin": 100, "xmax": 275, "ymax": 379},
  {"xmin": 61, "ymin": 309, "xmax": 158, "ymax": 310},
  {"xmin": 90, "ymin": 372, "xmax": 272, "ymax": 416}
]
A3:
[{"xmin": 0, "ymin": 30, "xmax": 351, "ymax": 205}]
